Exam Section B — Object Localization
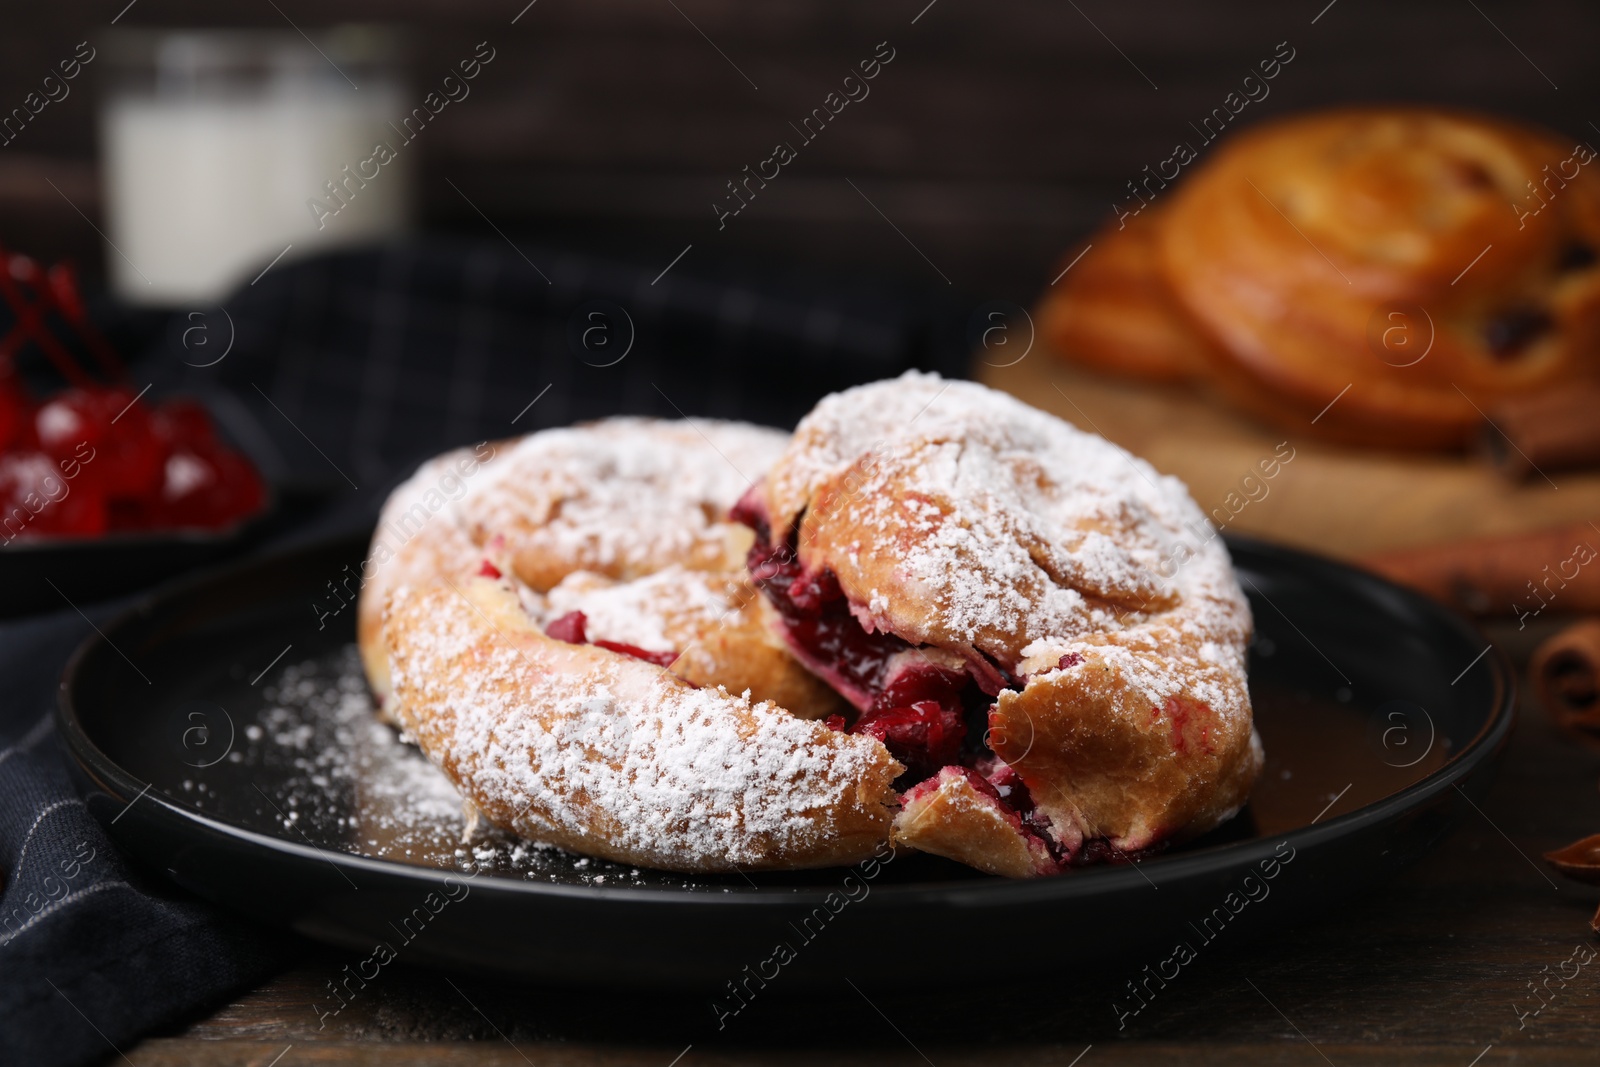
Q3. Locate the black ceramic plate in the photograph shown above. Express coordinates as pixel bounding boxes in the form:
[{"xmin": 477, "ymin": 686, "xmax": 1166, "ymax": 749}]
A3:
[{"xmin": 57, "ymin": 533, "xmax": 1513, "ymax": 989}]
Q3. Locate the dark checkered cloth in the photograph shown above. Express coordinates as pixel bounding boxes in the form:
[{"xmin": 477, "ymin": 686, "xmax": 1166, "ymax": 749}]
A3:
[
  {"xmin": 0, "ymin": 236, "xmax": 969, "ymax": 1066},
  {"xmin": 156, "ymin": 236, "xmax": 966, "ymax": 503}
]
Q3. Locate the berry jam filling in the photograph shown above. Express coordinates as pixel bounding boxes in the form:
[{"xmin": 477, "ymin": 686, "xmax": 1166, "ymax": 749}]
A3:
[
  {"xmin": 975, "ymin": 757, "xmax": 1069, "ymax": 861},
  {"xmin": 855, "ymin": 696, "xmax": 965, "ymax": 781},
  {"xmin": 543, "ymin": 610, "xmax": 681, "ymax": 668},
  {"xmin": 734, "ymin": 490, "xmax": 1060, "ymax": 851},
  {"xmin": 731, "ymin": 489, "xmax": 1180, "ymax": 868},
  {"xmin": 545, "ymin": 610, "xmax": 587, "ymax": 644},
  {"xmin": 902, "ymin": 766, "xmax": 1065, "ymax": 870},
  {"xmin": 740, "ymin": 518, "xmax": 909, "ymax": 708},
  {"xmin": 734, "ymin": 492, "xmax": 973, "ymax": 774}
]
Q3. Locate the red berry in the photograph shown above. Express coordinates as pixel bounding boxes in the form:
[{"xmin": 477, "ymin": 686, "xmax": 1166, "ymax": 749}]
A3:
[
  {"xmin": 97, "ymin": 388, "xmax": 162, "ymax": 500},
  {"xmin": 34, "ymin": 389, "xmax": 107, "ymax": 457},
  {"xmin": 155, "ymin": 450, "xmax": 223, "ymax": 528},
  {"xmin": 34, "ymin": 387, "xmax": 163, "ymax": 501},
  {"xmin": 208, "ymin": 446, "xmax": 265, "ymax": 525},
  {"xmin": 17, "ymin": 389, "xmax": 264, "ymax": 536},
  {"xmin": 43, "ymin": 474, "xmax": 108, "ymax": 537},
  {"xmin": 852, "ymin": 699, "xmax": 967, "ymax": 777},
  {"xmin": 0, "ymin": 451, "xmax": 105, "ymax": 540},
  {"xmin": 151, "ymin": 398, "xmax": 218, "ymax": 454},
  {"xmin": 545, "ymin": 611, "xmax": 588, "ymax": 644}
]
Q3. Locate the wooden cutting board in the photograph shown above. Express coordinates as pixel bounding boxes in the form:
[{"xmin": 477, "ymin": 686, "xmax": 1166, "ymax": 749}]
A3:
[{"xmin": 979, "ymin": 349, "xmax": 1600, "ymax": 559}]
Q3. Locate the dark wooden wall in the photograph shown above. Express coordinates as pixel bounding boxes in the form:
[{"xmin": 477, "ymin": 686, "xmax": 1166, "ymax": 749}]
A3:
[{"xmin": 2, "ymin": 0, "xmax": 1597, "ymax": 303}]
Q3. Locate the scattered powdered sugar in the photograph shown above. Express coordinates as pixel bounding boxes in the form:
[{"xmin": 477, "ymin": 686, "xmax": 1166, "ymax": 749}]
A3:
[
  {"xmin": 231, "ymin": 647, "xmax": 466, "ymax": 852},
  {"xmin": 1021, "ymin": 626, "xmax": 1246, "ymax": 718},
  {"xmin": 387, "ymin": 584, "xmax": 896, "ymax": 869},
  {"xmin": 204, "ymin": 644, "xmax": 675, "ymax": 887},
  {"xmin": 542, "ymin": 564, "xmax": 744, "ymax": 651},
  {"xmin": 360, "ymin": 417, "xmax": 787, "ymax": 697},
  {"xmin": 766, "ymin": 371, "xmax": 1251, "ymax": 663},
  {"xmin": 451, "ymin": 418, "xmax": 786, "ymax": 582}
]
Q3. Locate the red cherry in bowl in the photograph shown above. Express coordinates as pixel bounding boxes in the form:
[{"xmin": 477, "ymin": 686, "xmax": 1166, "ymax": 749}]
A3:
[
  {"xmin": 0, "ymin": 451, "xmax": 106, "ymax": 540},
  {"xmin": 0, "ymin": 381, "xmax": 31, "ymax": 452},
  {"xmin": 151, "ymin": 398, "xmax": 218, "ymax": 455}
]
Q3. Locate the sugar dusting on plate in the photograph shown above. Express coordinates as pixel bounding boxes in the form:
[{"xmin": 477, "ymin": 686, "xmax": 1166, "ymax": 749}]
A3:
[{"xmin": 194, "ymin": 643, "xmax": 681, "ymax": 889}]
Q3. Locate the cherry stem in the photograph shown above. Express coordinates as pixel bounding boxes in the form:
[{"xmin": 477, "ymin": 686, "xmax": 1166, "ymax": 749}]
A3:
[
  {"xmin": 0, "ymin": 241, "xmax": 109, "ymax": 392},
  {"xmin": 46, "ymin": 263, "xmax": 126, "ymax": 382}
]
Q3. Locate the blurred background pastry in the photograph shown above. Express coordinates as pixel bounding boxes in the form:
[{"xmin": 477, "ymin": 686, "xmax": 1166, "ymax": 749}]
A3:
[{"xmin": 1038, "ymin": 107, "xmax": 1600, "ymax": 451}]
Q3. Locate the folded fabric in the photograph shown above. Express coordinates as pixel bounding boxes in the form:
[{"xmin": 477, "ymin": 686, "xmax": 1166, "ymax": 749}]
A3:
[{"xmin": 0, "ymin": 603, "xmax": 291, "ymax": 1067}]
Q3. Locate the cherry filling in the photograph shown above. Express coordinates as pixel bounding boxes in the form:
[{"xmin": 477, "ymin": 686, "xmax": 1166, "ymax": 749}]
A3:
[
  {"xmin": 545, "ymin": 610, "xmax": 587, "ymax": 644},
  {"xmin": 857, "ymin": 700, "xmax": 964, "ymax": 779},
  {"xmin": 741, "ymin": 521, "xmax": 908, "ymax": 706},
  {"xmin": 543, "ymin": 610, "xmax": 681, "ymax": 668},
  {"xmin": 732, "ymin": 491, "xmax": 1202, "ymax": 870},
  {"xmin": 734, "ymin": 492, "xmax": 1065, "ymax": 858},
  {"xmin": 734, "ymin": 494, "xmax": 970, "ymax": 772},
  {"xmin": 942, "ymin": 766, "xmax": 1037, "ymax": 836}
]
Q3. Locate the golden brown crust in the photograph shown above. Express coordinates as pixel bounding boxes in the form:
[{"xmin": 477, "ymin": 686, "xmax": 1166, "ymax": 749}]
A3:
[
  {"xmin": 891, "ymin": 768, "xmax": 1056, "ymax": 878},
  {"xmin": 358, "ymin": 449, "xmax": 488, "ymax": 702},
  {"xmin": 356, "ymin": 421, "xmax": 834, "ymax": 716},
  {"xmin": 1037, "ymin": 108, "xmax": 1600, "ymax": 450},
  {"xmin": 758, "ymin": 374, "xmax": 1260, "ymax": 866},
  {"xmin": 764, "ymin": 376, "xmax": 1232, "ymax": 670},
  {"xmin": 1158, "ymin": 107, "xmax": 1600, "ymax": 448},
  {"xmin": 1036, "ymin": 208, "xmax": 1213, "ymax": 383},
  {"xmin": 384, "ymin": 581, "xmax": 902, "ymax": 872},
  {"xmin": 367, "ymin": 390, "xmax": 1259, "ymax": 877},
  {"xmin": 542, "ymin": 568, "xmax": 845, "ymax": 719},
  {"xmin": 993, "ymin": 628, "xmax": 1260, "ymax": 852}
]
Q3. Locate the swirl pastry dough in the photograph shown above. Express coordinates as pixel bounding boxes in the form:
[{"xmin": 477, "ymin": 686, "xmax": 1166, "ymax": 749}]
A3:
[
  {"xmin": 362, "ymin": 386, "xmax": 1262, "ymax": 876},
  {"xmin": 1039, "ymin": 108, "xmax": 1600, "ymax": 448},
  {"xmin": 737, "ymin": 373, "xmax": 1262, "ymax": 876}
]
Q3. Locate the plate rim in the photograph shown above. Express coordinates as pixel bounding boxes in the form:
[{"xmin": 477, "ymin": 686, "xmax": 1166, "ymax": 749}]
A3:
[{"xmin": 55, "ymin": 532, "xmax": 1517, "ymax": 909}]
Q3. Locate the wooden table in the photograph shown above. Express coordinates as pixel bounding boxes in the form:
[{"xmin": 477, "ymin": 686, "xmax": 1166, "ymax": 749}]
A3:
[
  {"xmin": 120, "ymin": 621, "xmax": 1600, "ymax": 1066},
  {"xmin": 980, "ymin": 355, "xmax": 1600, "ymax": 560}
]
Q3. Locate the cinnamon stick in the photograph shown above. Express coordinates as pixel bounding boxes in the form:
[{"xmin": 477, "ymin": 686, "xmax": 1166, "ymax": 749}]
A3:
[
  {"xmin": 1530, "ymin": 619, "xmax": 1600, "ymax": 738},
  {"xmin": 1482, "ymin": 385, "xmax": 1600, "ymax": 481},
  {"xmin": 1545, "ymin": 832, "xmax": 1600, "ymax": 884},
  {"xmin": 1361, "ymin": 521, "xmax": 1600, "ymax": 618}
]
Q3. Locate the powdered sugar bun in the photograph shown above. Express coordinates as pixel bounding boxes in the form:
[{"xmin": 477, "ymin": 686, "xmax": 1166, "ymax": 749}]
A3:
[
  {"xmin": 358, "ymin": 446, "xmax": 492, "ymax": 701},
  {"xmin": 457, "ymin": 418, "xmax": 787, "ymax": 590},
  {"xmin": 748, "ymin": 373, "xmax": 1261, "ymax": 874},
  {"xmin": 365, "ymin": 390, "xmax": 1260, "ymax": 878},
  {"xmin": 384, "ymin": 580, "xmax": 901, "ymax": 871},
  {"xmin": 543, "ymin": 567, "xmax": 840, "ymax": 720},
  {"xmin": 357, "ymin": 419, "xmax": 838, "ymax": 718}
]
